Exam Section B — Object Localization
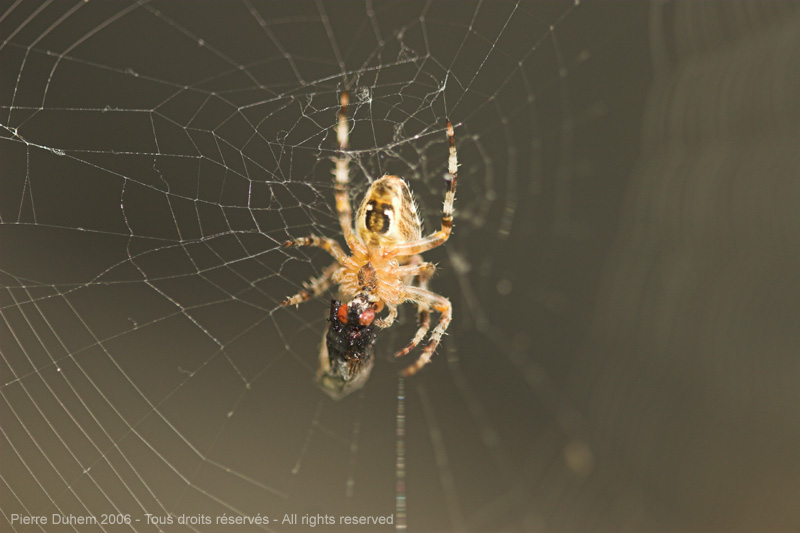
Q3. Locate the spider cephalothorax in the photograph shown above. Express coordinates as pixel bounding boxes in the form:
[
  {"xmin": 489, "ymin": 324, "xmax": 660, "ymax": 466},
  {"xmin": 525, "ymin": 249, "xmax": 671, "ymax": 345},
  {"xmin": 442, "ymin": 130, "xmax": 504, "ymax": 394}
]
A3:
[{"xmin": 283, "ymin": 91, "xmax": 458, "ymax": 398}]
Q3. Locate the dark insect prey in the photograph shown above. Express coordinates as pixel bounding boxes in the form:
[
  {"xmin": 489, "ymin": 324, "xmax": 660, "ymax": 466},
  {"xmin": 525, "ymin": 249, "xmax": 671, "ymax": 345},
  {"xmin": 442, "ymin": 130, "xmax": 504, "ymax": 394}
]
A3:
[{"xmin": 316, "ymin": 295, "xmax": 377, "ymax": 399}]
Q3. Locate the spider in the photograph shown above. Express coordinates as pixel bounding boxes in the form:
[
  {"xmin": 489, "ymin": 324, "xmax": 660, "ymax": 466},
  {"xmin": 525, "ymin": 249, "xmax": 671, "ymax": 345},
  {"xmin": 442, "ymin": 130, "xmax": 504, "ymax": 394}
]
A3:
[{"xmin": 282, "ymin": 90, "xmax": 457, "ymax": 389}]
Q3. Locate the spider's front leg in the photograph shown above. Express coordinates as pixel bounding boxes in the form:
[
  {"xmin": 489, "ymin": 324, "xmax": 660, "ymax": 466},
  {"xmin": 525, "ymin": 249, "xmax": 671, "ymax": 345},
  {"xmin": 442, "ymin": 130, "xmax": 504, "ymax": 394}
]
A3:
[
  {"xmin": 280, "ymin": 235, "xmax": 349, "ymax": 307},
  {"xmin": 374, "ymin": 305, "xmax": 397, "ymax": 329},
  {"xmin": 373, "ymin": 260, "xmax": 435, "ymax": 329},
  {"xmin": 283, "ymin": 235, "xmax": 349, "ymax": 264},
  {"xmin": 282, "ymin": 262, "xmax": 341, "ymax": 307},
  {"xmin": 394, "ymin": 259, "xmax": 435, "ymax": 358},
  {"xmin": 400, "ymin": 285, "xmax": 452, "ymax": 377}
]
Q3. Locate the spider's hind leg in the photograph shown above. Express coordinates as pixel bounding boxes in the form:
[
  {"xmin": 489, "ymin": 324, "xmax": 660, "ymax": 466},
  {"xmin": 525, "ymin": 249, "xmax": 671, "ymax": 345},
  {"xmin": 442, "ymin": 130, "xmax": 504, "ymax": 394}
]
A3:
[
  {"xmin": 332, "ymin": 91, "xmax": 361, "ymax": 253},
  {"xmin": 389, "ymin": 120, "xmax": 458, "ymax": 257}
]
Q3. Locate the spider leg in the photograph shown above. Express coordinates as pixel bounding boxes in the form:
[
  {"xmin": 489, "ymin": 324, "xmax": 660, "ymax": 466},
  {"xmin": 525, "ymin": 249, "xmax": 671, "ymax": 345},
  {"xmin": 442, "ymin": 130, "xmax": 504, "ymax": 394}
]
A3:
[
  {"xmin": 387, "ymin": 120, "xmax": 458, "ymax": 258},
  {"xmin": 332, "ymin": 91, "xmax": 364, "ymax": 255},
  {"xmin": 374, "ymin": 304, "xmax": 398, "ymax": 328},
  {"xmin": 401, "ymin": 286, "xmax": 452, "ymax": 376},
  {"xmin": 394, "ymin": 310, "xmax": 430, "ymax": 358},
  {"xmin": 283, "ymin": 235, "xmax": 349, "ymax": 264},
  {"xmin": 394, "ymin": 261, "xmax": 436, "ymax": 281},
  {"xmin": 376, "ymin": 260, "xmax": 435, "ymax": 330},
  {"xmin": 282, "ymin": 262, "xmax": 341, "ymax": 307},
  {"xmin": 394, "ymin": 259, "xmax": 435, "ymax": 357}
]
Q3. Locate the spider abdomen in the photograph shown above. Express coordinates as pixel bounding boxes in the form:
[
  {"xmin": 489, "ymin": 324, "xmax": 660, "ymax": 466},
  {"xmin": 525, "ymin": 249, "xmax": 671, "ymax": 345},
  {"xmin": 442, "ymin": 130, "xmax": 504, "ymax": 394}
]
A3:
[{"xmin": 355, "ymin": 175, "xmax": 422, "ymax": 247}]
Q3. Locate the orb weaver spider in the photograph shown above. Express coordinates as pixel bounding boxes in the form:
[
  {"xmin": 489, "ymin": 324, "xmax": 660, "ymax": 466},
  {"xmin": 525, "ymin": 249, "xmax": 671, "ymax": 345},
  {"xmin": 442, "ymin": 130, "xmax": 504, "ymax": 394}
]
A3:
[{"xmin": 282, "ymin": 91, "xmax": 457, "ymax": 397}]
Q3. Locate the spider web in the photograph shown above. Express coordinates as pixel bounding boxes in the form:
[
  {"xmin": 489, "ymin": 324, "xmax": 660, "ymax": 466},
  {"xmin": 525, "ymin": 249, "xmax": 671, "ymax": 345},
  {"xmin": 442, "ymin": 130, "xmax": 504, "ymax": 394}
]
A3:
[
  {"xmin": 7, "ymin": 2, "xmax": 796, "ymax": 532},
  {"xmin": 2, "ymin": 1, "xmax": 632, "ymax": 530}
]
